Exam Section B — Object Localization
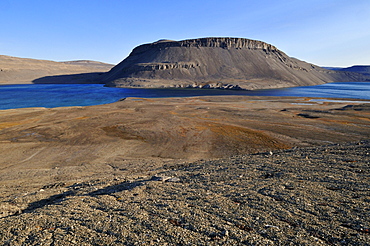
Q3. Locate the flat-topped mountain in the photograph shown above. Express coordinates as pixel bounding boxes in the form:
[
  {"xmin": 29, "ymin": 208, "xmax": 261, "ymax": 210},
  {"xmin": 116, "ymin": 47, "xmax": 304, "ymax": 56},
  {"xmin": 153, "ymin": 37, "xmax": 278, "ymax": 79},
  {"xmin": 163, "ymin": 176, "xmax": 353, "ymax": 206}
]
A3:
[
  {"xmin": 0, "ymin": 55, "xmax": 114, "ymax": 84},
  {"xmin": 102, "ymin": 37, "xmax": 369, "ymax": 90}
]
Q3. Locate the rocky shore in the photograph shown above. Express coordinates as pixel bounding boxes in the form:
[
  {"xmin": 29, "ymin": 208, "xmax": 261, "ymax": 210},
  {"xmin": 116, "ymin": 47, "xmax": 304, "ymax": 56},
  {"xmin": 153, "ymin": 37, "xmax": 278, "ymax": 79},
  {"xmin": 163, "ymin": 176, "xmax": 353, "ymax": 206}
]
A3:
[{"xmin": 0, "ymin": 141, "xmax": 369, "ymax": 245}]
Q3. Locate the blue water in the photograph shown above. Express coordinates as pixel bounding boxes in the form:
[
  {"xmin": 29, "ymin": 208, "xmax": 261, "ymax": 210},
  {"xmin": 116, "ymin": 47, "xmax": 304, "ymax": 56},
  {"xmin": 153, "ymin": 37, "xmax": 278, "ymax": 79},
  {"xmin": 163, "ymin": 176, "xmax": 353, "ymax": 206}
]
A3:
[{"xmin": 0, "ymin": 82, "xmax": 369, "ymax": 110}]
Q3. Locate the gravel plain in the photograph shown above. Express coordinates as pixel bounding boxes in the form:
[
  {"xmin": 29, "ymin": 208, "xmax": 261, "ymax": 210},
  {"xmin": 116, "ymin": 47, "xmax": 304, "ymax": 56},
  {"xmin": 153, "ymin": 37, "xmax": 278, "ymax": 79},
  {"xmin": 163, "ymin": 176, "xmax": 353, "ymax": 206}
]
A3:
[
  {"xmin": 1, "ymin": 141, "xmax": 369, "ymax": 245},
  {"xmin": 0, "ymin": 96, "xmax": 369, "ymax": 245}
]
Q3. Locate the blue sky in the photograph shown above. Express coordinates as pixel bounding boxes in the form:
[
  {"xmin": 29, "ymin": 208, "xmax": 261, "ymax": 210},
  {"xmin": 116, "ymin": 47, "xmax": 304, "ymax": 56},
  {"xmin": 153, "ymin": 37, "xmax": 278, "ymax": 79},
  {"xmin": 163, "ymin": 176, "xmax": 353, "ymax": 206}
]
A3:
[{"xmin": 1, "ymin": 0, "xmax": 369, "ymax": 67}]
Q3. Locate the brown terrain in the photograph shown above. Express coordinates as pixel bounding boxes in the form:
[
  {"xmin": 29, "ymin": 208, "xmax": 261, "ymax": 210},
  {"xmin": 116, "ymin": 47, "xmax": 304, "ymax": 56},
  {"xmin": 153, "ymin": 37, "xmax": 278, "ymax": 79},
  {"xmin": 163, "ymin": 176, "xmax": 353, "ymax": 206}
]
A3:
[
  {"xmin": 0, "ymin": 55, "xmax": 113, "ymax": 84},
  {"xmin": 0, "ymin": 37, "xmax": 369, "ymax": 244},
  {"xmin": 0, "ymin": 96, "xmax": 369, "ymax": 245}
]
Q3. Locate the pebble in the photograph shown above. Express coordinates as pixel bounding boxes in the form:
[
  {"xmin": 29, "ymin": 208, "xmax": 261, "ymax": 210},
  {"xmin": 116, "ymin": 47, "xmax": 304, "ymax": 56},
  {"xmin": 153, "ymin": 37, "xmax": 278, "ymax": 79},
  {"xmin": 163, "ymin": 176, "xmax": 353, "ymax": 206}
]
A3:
[
  {"xmin": 265, "ymin": 225, "xmax": 280, "ymax": 230},
  {"xmin": 151, "ymin": 176, "xmax": 171, "ymax": 182},
  {"xmin": 151, "ymin": 176, "xmax": 180, "ymax": 182},
  {"xmin": 166, "ymin": 177, "xmax": 180, "ymax": 182},
  {"xmin": 221, "ymin": 229, "xmax": 229, "ymax": 237}
]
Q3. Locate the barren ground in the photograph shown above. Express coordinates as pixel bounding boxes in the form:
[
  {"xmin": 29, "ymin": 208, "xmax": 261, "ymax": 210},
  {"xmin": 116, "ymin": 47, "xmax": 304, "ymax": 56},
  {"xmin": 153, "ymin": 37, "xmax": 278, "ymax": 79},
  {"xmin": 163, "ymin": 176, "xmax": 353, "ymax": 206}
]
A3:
[{"xmin": 0, "ymin": 96, "xmax": 369, "ymax": 245}]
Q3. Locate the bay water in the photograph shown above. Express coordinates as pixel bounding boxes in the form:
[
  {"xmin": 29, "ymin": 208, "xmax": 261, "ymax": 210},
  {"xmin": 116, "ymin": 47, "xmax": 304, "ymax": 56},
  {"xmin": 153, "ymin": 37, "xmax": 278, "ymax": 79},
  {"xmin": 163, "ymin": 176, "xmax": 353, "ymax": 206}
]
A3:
[{"xmin": 0, "ymin": 82, "xmax": 369, "ymax": 110}]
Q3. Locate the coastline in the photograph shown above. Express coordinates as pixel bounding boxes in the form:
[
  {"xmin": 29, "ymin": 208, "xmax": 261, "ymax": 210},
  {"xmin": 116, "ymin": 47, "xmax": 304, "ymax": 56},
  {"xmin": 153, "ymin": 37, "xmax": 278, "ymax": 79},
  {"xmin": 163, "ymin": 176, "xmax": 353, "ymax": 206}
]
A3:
[{"xmin": 1, "ymin": 82, "xmax": 370, "ymax": 111}]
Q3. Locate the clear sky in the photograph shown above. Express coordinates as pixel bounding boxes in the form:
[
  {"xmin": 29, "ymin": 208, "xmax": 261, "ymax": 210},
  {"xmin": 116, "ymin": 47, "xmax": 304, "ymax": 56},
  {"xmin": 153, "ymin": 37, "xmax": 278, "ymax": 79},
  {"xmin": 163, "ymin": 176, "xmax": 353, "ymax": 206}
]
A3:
[{"xmin": 1, "ymin": 0, "xmax": 369, "ymax": 67}]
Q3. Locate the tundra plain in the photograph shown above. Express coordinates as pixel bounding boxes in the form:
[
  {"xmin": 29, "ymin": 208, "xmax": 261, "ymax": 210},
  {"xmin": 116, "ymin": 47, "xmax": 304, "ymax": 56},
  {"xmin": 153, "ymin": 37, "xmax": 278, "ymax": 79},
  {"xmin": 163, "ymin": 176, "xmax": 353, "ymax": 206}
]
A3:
[{"xmin": 0, "ymin": 96, "xmax": 369, "ymax": 245}]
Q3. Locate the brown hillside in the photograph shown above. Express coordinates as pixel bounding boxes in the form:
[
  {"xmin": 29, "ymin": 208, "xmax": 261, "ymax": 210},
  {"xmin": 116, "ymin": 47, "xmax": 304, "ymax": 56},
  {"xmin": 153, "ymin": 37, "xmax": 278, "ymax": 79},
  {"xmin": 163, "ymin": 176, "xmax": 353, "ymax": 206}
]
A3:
[{"xmin": 0, "ymin": 55, "xmax": 114, "ymax": 84}]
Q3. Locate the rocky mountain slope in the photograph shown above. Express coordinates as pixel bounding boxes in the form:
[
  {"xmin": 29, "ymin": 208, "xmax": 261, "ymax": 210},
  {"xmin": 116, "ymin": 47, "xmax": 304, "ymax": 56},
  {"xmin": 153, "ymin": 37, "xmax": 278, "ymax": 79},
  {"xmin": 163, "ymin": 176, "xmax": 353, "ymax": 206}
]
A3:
[
  {"xmin": 102, "ymin": 37, "xmax": 369, "ymax": 90},
  {"xmin": 0, "ymin": 55, "xmax": 113, "ymax": 84}
]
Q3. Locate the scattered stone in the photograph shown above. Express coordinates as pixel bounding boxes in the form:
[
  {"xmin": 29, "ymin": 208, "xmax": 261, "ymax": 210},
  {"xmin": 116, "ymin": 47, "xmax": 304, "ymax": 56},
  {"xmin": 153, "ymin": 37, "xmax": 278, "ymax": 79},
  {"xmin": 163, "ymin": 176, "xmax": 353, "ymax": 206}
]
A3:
[
  {"xmin": 284, "ymin": 184, "xmax": 295, "ymax": 190},
  {"xmin": 265, "ymin": 225, "xmax": 280, "ymax": 230},
  {"xmin": 150, "ymin": 175, "xmax": 172, "ymax": 182},
  {"xmin": 151, "ymin": 175, "xmax": 180, "ymax": 182},
  {"xmin": 42, "ymin": 182, "xmax": 66, "ymax": 189},
  {"xmin": 235, "ymin": 224, "xmax": 253, "ymax": 232},
  {"xmin": 221, "ymin": 229, "xmax": 229, "ymax": 237},
  {"xmin": 168, "ymin": 219, "xmax": 182, "ymax": 226},
  {"xmin": 0, "ymin": 141, "xmax": 369, "ymax": 245},
  {"xmin": 166, "ymin": 177, "xmax": 180, "ymax": 182}
]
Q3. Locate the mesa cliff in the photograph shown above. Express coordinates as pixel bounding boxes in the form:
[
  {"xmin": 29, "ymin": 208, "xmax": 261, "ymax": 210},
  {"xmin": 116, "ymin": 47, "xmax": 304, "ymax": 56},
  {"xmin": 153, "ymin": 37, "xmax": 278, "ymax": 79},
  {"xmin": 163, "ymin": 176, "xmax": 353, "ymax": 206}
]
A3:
[{"xmin": 102, "ymin": 37, "xmax": 369, "ymax": 90}]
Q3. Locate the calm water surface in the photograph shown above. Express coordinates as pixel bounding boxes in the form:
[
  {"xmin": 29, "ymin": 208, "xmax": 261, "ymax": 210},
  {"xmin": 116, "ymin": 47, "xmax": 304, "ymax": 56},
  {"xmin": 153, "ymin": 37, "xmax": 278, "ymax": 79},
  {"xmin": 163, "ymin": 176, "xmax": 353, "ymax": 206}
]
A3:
[{"xmin": 0, "ymin": 82, "xmax": 369, "ymax": 110}]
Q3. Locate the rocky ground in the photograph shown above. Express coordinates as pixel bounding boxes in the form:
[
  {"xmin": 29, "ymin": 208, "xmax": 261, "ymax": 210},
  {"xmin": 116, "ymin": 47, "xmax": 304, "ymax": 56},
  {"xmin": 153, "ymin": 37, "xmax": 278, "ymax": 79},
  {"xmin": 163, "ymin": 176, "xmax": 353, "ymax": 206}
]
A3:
[
  {"xmin": 0, "ymin": 96, "xmax": 369, "ymax": 245},
  {"xmin": 0, "ymin": 141, "xmax": 369, "ymax": 245}
]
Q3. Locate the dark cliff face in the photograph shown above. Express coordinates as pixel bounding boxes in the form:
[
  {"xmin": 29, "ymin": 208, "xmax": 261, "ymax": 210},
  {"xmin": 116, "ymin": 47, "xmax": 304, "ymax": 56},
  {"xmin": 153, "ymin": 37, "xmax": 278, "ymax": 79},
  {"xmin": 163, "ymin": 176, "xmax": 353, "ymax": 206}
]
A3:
[
  {"xmin": 132, "ymin": 37, "xmax": 280, "ymax": 53},
  {"xmin": 102, "ymin": 38, "xmax": 369, "ymax": 89}
]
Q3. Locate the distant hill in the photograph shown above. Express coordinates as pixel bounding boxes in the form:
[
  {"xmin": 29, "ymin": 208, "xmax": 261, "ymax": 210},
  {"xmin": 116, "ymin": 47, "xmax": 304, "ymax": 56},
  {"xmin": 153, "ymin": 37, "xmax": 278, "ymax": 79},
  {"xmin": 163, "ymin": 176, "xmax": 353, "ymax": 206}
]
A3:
[
  {"xmin": 0, "ymin": 55, "xmax": 114, "ymax": 84},
  {"xmin": 321, "ymin": 67, "xmax": 343, "ymax": 71},
  {"xmin": 101, "ymin": 37, "xmax": 369, "ymax": 90},
  {"xmin": 62, "ymin": 60, "xmax": 115, "ymax": 69},
  {"xmin": 338, "ymin": 66, "xmax": 370, "ymax": 77}
]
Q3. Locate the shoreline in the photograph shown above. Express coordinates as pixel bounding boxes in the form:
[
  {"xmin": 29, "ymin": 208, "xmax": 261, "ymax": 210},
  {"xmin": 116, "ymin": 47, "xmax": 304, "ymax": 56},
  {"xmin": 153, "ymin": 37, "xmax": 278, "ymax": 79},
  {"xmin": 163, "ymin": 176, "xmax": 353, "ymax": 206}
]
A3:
[{"xmin": 1, "ymin": 82, "xmax": 370, "ymax": 111}]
